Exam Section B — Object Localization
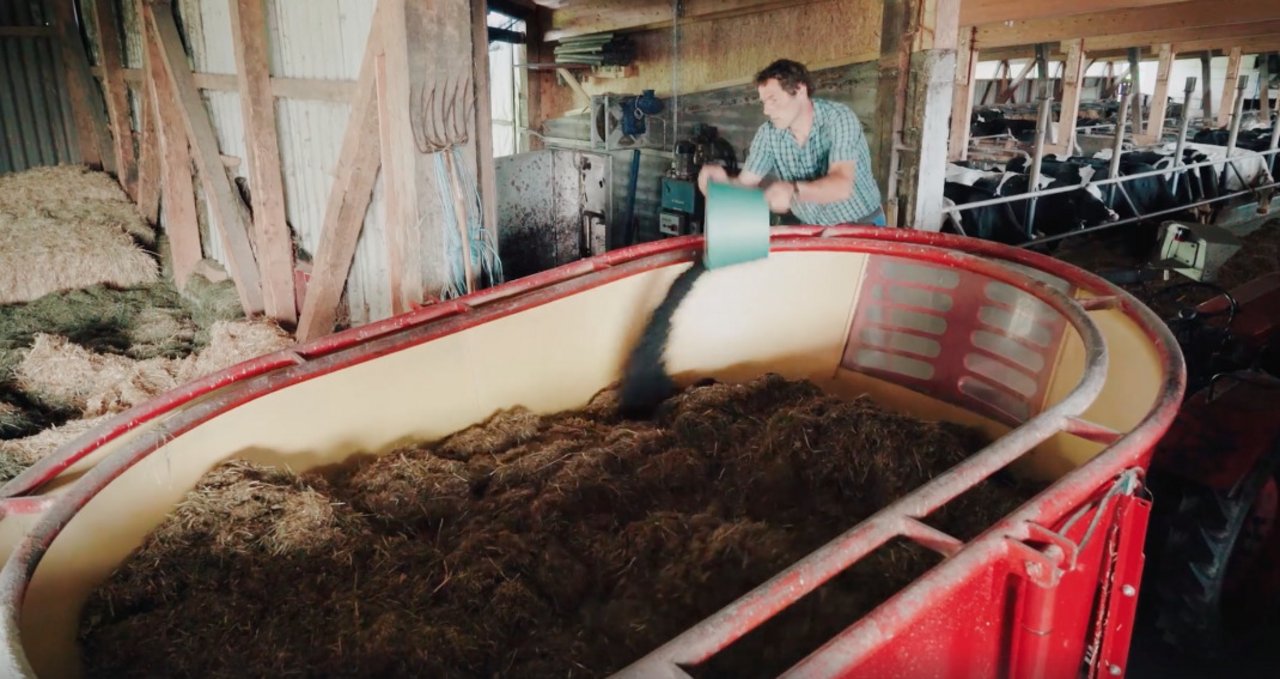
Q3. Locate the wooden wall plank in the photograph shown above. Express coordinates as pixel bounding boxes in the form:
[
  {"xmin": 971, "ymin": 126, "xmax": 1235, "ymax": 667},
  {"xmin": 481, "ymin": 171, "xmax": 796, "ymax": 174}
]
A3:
[
  {"xmin": 92, "ymin": 0, "xmax": 137, "ymax": 195},
  {"xmin": 229, "ymin": 0, "xmax": 296, "ymax": 324},
  {"xmin": 296, "ymin": 17, "xmax": 384, "ymax": 342},
  {"xmin": 144, "ymin": 13, "xmax": 201, "ymax": 290},
  {"xmin": 134, "ymin": 75, "xmax": 160, "ymax": 222},
  {"xmin": 147, "ymin": 1, "xmax": 264, "ymax": 315},
  {"xmin": 50, "ymin": 0, "xmax": 107, "ymax": 169}
]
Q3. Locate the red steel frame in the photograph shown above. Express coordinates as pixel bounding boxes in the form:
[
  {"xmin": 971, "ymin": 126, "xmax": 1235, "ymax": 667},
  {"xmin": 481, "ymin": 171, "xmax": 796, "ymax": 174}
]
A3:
[{"xmin": 0, "ymin": 228, "xmax": 1186, "ymax": 678}]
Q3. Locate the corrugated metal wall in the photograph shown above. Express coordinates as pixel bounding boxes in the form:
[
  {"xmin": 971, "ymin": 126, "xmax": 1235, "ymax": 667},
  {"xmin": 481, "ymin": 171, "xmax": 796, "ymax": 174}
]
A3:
[{"xmin": 0, "ymin": 0, "xmax": 79, "ymax": 174}]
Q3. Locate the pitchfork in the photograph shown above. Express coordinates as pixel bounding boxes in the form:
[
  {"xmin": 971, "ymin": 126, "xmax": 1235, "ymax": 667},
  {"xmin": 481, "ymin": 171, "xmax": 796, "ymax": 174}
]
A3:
[{"xmin": 413, "ymin": 75, "xmax": 478, "ymax": 294}]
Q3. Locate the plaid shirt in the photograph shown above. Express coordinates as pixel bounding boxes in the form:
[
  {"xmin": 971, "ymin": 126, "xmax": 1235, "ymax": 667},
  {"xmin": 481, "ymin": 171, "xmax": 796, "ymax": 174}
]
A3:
[{"xmin": 743, "ymin": 98, "xmax": 883, "ymax": 225}]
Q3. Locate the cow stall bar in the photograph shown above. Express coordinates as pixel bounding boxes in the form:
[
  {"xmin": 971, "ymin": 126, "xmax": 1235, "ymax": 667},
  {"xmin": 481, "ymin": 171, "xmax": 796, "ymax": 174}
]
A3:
[{"xmin": 0, "ymin": 228, "xmax": 1182, "ymax": 678}]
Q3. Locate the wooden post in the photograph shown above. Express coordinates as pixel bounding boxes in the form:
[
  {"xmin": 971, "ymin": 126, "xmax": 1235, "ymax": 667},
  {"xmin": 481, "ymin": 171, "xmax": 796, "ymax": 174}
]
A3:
[
  {"xmin": 144, "ymin": 12, "xmax": 201, "ymax": 290},
  {"xmin": 376, "ymin": 0, "xmax": 424, "ymax": 314},
  {"xmin": 229, "ymin": 0, "xmax": 297, "ymax": 325},
  {"xmin": 49, "ymin": 0, "xmax": 108, "ymax": 169},
  {"xmin": 1200, "ymin": 52, "xmax": 1214, "ymax": 120},
  {"xmin": 1128, "ymin": 47, "xmax": 1143, "ymax": 140},
  {"xmin": 877, "ymin": 0, "xmax": 961, "ymax": 230},
  {"xmin": 1218, "ymin": 47, "xmax": 1243, "ymax": 128},
  {"xmin": 147, "ymin": 1, "xmax": 264, "ymax": 315},
  {"xmin": 948, "ymin": 27, "xmax": 977, "ymax": 161},
  {"xmin": 296, "ymin": 16, "xmax": 384, "ymax": 342},
  {"xmin": 1048, "ymin": 39, "xmax": 1086, "ymax": 156},
  {"xmin": 873, "ymin": 0, "xmax": 911, "ymax": 224},
  {"xmin": 1140, "ymin": 43, "xmax": 1174, "ymax": 144},
  {"xmin": 92, "ymin": 0, "xmax": 137, "ymax": 196},
  {"xmin": 1260, "ymin": 51, "xmax": 1272, "ymax": 121},
  {"xmin": 471, "ymin": 0, "xmax": 499, "ymax": 263}
]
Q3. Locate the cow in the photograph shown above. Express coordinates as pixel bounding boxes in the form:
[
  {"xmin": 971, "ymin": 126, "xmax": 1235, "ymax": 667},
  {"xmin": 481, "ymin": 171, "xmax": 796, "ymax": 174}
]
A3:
[{"xmin": 944, "ymin": 159, "xmax": 1117, "ymax": 248}]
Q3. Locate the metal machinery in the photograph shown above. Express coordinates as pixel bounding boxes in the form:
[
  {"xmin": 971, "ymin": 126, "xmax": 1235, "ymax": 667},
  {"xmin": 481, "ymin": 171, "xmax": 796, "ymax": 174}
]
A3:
[
  {"xmin": 659, "ymin": 124, "xmax": 737, "ymax": 237},
  {"xmin": 0, "ymin": 229, "xmax": 1184, "ymax": 678},
  {"xmin": 1141, "ymin": 271, "xmax": 1280, "ymax": 657}
]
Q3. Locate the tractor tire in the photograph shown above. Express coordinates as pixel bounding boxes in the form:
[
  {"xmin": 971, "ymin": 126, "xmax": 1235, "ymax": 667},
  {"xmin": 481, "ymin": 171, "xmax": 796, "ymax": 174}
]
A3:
[{"xmin": 1145, "ymin": 447, "xmax": 1280, "ymax": 658}]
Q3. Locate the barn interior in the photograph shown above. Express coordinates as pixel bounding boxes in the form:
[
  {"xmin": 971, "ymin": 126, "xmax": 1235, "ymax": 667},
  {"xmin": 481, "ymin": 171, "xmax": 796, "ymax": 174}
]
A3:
[{"xmin": 0, "ymin": 1, "xmax": 1278, "ymax": 677}]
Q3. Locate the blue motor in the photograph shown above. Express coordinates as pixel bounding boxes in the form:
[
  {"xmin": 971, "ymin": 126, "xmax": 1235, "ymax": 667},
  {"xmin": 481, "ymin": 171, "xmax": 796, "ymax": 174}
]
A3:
[{"xmin": 619, "ymin": 89, "xmax": 664, "ymax": 136}]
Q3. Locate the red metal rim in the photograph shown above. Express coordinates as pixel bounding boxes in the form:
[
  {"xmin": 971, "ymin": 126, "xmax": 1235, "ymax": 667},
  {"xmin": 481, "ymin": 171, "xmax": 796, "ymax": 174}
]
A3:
[{"xmin": 0, "ymin": 228, "xmax": 1187, "ymax": 678}]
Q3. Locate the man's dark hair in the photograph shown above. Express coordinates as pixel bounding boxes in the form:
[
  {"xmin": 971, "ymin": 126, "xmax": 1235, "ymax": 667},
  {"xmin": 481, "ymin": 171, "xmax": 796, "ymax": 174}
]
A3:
[{"xmin": 754, "ymin": 59, "xmax": 815, "ymax": 96}]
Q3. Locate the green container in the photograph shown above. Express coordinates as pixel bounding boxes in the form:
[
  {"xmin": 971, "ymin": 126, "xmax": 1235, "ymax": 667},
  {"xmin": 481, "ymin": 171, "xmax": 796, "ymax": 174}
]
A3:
[{"xmin": 704, "ymin": 182, "xmax": 770, "ymax": 270}]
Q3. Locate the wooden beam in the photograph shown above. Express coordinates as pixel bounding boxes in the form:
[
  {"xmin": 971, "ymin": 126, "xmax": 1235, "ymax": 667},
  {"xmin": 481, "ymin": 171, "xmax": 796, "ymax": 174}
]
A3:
[
  {"xmin": 1047, "ymin": 39, "xmax": 1086, "ymax": 156},
  {"xmin": 229, "ymin": 0, "xmax": 296, "ymax": 325},
  {"xmin": 147, "ymin": 1, "xmax": 264, "ymax": 315},
  {"xmin": 959, "ymin": 0, "xmax": 1191, "ymax": 27},
  {"xmin": 1138, "ymin": 43, "xmax": 1174, "ymax": 143},
  {"xmin": 296, "ymin": 16, "xmax": 383, "ymax": 342},
  {"xmin": 998, "ymin": 59, "xmax": 1036, "ymax": 104},
  {"xmin": 1082, "ymin": 20, "xmax": 1280, "ymax": 52},
  {"xmin": 0, "ymin": 26, "xmax": 55, "ymax": 38},
  {"xmin": 50, "ymin": 0, "xmax": 108, "ymax": 169},
  {"xmin": 949, "ymin": 27, "xmax": 977, "ymax": 161},
  {"xmin": 975, "ymin": 0, "xmax": 1279, "ymax": 50},
  {"xmin": 102, "ymin": 67, "xmax": 357, "ymax": 102},
  {"xmin": 1171, "ymin": 35, "xmax": 1280, "ymax": 55},
  {"xmin": 145, "ymin": 11, "xmax": 201, "ymax": 290},
  {"xmin": 1219, "ymin": 46, "xmax": 1243, "ymax": 127},
  {"xmin": 92, "ymin": 0, "xmax": 137, "ymax": 195},
  {"xmin": 472, "ymin": 0, "xmax": 499, "ymax": 261}
]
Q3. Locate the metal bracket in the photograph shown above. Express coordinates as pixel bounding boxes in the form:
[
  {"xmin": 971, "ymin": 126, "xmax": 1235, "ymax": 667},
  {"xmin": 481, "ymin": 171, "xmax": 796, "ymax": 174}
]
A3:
[{"xmin": 1009, "ymin": 521, "xmax": 1080, "ymax": 587}]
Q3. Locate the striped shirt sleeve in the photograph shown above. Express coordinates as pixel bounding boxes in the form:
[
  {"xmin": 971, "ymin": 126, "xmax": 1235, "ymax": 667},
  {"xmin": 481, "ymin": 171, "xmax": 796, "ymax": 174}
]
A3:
[
  {"xmin": 742, "ymin": 123, "xmax": 775, "ymax": 178},
  {"xmin": 829, "ymin": 105, "xmax": 864, "ymax": 165}
]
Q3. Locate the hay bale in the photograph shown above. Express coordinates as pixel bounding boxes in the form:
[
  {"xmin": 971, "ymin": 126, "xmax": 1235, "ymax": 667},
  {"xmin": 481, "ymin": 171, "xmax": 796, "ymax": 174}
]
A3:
[
  {"xmin": 0, "ymin": 401, "xmax": 31, "ymax": 437},
  {"xmin": 125, "ymin": 308, "xmax": 198, "ymax": 360},
  {"xmin": 15, "ymin": 335, "xmax": 177, "ymax": 417},
  {"xmin": 0, "ymin": 415, "xmax": 112, "ymax": 482},
  {"xmin": 175, "ymin": 320, "xmax": 293, "ymax": 382},
  {"xmin": 0, "ymin": 166, "xmax": 159, "ymax": 305},
  {"xmin": 180, "ymin": 273, "xmax": 245, "ymax": 329}
]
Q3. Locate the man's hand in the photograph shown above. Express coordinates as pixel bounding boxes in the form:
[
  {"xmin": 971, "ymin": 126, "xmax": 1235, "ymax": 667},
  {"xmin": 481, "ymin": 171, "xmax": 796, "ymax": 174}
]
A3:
[
  {"xmin": 764, "ymin": 181, "xmax": 796, "ymax": 214},
  {"xmin": 697, "ymin": 164, "xmax": 729, "ymax": 195}
]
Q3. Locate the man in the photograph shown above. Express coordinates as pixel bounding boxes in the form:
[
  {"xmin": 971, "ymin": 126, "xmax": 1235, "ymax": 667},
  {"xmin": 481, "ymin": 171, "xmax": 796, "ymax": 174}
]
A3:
[{"xmin": 698, "ymin": 59, "xmax": 886, "ymax": 226}]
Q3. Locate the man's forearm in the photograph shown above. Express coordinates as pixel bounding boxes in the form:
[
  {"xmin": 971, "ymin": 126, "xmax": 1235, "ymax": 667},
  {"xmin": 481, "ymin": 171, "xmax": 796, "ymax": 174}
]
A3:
[{"xmin": 795, "ymin": 173, "xmax": 854, "ymax": 204}]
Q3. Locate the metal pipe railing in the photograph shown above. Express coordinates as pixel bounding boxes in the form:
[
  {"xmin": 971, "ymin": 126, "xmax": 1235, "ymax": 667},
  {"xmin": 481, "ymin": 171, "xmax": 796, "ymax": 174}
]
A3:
[
  {"xmin": 941, "ymin": 146, "xmax": 1280, "ymax": 214},
  {"xmin": 1025, "ymin": 97, "xmax": 1053, "ymax": 236},
  {"xmin": 1020, "ymin": 178, "xmax": 1280, "ymax": 248},
  {"xmin": 1169, "ymin": 77, "xmax": 1196, "ymax": 192}
]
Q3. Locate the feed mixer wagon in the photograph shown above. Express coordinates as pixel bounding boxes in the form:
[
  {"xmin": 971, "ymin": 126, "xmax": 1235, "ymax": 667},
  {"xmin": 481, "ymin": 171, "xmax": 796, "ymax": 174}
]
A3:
[{"xmin": 0, "ymin": 227, "xmax": 1184, "ymax": 678}]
